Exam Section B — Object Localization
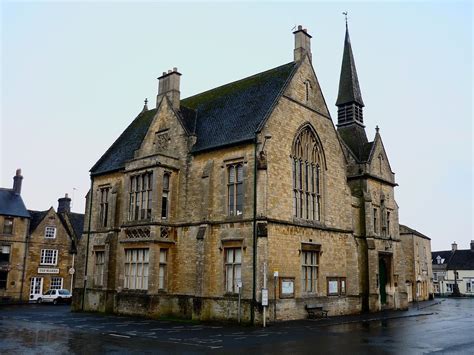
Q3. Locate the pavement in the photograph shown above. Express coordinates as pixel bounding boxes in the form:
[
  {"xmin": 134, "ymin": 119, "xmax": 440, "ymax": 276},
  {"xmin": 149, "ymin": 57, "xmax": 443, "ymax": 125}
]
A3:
[{"xmin": 1, "ymin": 298, "xmax": 473, "ymax": 354}]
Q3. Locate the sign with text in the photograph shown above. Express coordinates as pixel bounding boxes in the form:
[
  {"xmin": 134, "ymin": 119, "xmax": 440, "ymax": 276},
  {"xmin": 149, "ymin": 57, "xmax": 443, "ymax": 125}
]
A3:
[
  {"xmin": 38, "ymin": 267, "xmax": 59, "ymax": 274},
  {"xmin": 261, "ymin": 288, "xmax": 269, "ymax": 306},
  {"xmin": 279, "ymin": 277, "xmax": 295, "ymax": 298}
]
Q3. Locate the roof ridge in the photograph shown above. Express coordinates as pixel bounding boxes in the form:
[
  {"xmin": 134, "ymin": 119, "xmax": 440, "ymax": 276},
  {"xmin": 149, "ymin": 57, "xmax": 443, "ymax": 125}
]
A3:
[{"xmin": 181, "ymin": 61, "xmax": 295, "ymax": 105}]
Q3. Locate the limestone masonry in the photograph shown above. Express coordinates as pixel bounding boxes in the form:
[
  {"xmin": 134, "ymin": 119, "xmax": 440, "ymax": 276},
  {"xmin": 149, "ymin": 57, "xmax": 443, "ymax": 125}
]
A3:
[{"xmin": 71, "ymin": 24, "xmax": 432, "ymax": 323}]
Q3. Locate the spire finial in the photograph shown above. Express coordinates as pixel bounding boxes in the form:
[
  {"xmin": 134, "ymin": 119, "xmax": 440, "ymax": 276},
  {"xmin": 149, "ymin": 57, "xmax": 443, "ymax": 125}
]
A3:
[
  {"xmin": 343, "ymin": 11, "xmax": 348, "ymax": 29},
  {"xmin": 142, "ymin": 98, "xmax": 148, "ymax": 112}
]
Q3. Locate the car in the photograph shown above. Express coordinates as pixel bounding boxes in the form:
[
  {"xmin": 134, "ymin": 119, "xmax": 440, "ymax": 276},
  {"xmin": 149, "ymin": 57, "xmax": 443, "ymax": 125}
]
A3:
[{"xmin": 36, "ymin": 289, "xmax": 72, "ymax": 305}]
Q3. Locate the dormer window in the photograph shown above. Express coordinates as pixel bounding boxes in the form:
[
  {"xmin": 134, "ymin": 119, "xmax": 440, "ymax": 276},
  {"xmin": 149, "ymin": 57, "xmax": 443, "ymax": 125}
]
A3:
[
  {"xmin": 45, "ymin": 226, "xmax": 56, "ymax": 239},
  {"xmin": 436, "ymin": 255, "xmax": 443, "ymax": 265}
]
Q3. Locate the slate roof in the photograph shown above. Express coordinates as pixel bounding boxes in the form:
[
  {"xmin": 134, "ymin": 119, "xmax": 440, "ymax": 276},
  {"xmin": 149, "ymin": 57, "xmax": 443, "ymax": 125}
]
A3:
[
  {"xmin": 28, "ymin": 210, "xmax": 48, "ymax": 233},
  {"xmin": 0, "ymin": 189, "xmax": 30, "ymax": 218},
  {"xmin": 181, "ymin": 62, "xmax": 297, "ymax": 152},
  {"xmin": 90, "ymin": 61, "xmax": 298, "ymax": 175},
  {"xmin": 336, "ymin": 25, "xmax": 364, "ymax": 107},
  {"xmin": 399, "ymin": 224, "xmax": 431, "ymax": 240},
  {"xmin": 431, "ymin": 250, "xmax": 474, "ymax": 270},
  {"xmin": 65, "ymin": 212, "xmax": 85, "ymax": 240},
  {"xmin": 338, "ymin": 124, "xmax": 372, "ymax": 162}
]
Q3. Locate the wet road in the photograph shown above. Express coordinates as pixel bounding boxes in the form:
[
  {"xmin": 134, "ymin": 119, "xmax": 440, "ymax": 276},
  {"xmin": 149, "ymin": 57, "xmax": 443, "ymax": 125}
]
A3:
[{"xmin": 0, "ymin": 298, "xmax": 473, "ymax": 354}]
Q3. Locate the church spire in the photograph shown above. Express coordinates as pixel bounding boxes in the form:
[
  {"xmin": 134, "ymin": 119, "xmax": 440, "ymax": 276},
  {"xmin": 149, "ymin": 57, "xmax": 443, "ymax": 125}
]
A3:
[{"xmin": 336, "ymin": 19, "xmax": 365, "ymax": 127}]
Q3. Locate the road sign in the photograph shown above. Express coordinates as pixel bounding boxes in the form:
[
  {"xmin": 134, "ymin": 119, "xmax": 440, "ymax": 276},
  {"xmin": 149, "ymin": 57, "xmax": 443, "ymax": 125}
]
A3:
[{"xmin": 261, "ymin": 288, "xmax": 269, "ymax": 306}]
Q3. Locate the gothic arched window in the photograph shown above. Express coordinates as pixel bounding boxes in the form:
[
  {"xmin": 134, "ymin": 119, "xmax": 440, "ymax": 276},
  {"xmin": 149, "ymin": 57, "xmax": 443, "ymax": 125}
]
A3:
[{"xmin": 291, "ymin": 126, "xmax": 323, "ymax": 221}]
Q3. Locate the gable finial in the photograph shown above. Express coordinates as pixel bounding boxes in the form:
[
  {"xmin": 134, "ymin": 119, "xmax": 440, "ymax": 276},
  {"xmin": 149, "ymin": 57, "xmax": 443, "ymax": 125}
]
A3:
[
  {"xmin": 143, "ymin": 98, "xmax": 148, "ymax": 112},
  {"xmin": 375, "ymin": 125, "xmax": 380, "ymax": 133},
  {"xmin": 342, "ymin": 11, "xmax": 348, "ymax": 29}
]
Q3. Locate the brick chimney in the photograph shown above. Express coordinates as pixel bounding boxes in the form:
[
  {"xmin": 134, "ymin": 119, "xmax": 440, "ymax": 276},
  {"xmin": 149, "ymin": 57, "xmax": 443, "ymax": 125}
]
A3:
[
  {"xmin": 293, "ymin": 25, "xmax": 312, "ymax": 62},
  {"xmin": 451, "ymin": 241, "xmax": 457, "ymax": 252},
  {"xmin": 58, "ymin": 193, "xmax": 71, "ymax": 213},
  {"xmin": 12, "ymin": 169, "xmax": 23, "ymax": 195},
  {"xmin": 156, "ymin": 67, "xmax": 181, "ymax": 110}
]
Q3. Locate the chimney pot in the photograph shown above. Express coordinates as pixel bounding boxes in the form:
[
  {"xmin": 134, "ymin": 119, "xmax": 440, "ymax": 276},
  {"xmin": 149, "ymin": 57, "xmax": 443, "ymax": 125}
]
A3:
[
  {"xmin": 168, "ymin": 69, "xmax": 172, "ymax": 74},
  {"xmin": 173, "ymin": 67, "xmax": 178, "ymax": 72},
  {"xmin": 452, "ymin": 241, "xmax": 458, "ymax": 252},
  {"xmin": 12, "ymin": 169, "xmax": 23, "ymax": 195},
  {"xmin": 298, "ymin": 25, "xmax": 302, "ymax": 30},
  {"xmin": 470, "ymin": 240, "xmax": 474, "ymax": 251}
]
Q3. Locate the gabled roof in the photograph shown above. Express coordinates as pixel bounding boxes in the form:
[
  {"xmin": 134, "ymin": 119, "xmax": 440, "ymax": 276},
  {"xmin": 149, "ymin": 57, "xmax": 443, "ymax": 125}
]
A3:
[
  {"xmin": 28, "ymin": 210, "xmax": 49, "ymax": 233},
  {"xmin": 181, "ymin": 61, "xmax": 298, "ymax": 153},
  {"xmin": 64, "ymin": 212, "xmax": 85, "ymax": 240},
  {"xmin": 431, "ymin": 249, "xmax": 474, "ymax": 270},
  {"xmin": 0, "ymin": 189, "xmax": 30, "ymax": 218},
  {"xmin": 399, "ymin": 224, "xmax": 431, "ymax": 240},
  {"xmin": 336, "ymin": 25, "xmax": 364, "ymax": 107},
  {"xmin": 90, "ymin": 61, "xmax": 298, "ymax": 175}
]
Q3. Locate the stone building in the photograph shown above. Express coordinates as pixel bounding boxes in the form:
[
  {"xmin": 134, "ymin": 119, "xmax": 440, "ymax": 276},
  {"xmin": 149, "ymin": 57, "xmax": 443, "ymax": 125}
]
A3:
[
  {"xmin": 399, "ymin": 224, "xmax": 433, "ymax": 301},
  {"xmin": 73, "ymin": 23, "xmax": 410, "ymax": 322},
  {"xmin": 0, "ymin": 170, "xmax": 30, "ymax": 302},
  {"xmin": 26, "ymin": 194, "xmax": 84, "ymax": 302},
  {"xmin": 432, "ymin": 241, "xmax": 474, "ymax": 296},
  {"xmin": 0, "ymin": 169, "xmax": 84, "ymax": 303}
]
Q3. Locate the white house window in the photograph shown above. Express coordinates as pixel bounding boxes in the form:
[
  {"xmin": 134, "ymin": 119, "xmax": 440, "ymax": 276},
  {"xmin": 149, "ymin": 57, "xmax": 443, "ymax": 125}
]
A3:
[
  {"xmin": 292, "ymin": 126, "xmax": 323, "ymax": 221},
  {"xmin": 158, "ymin": 249, "xmax": 168, "ymax": 290},
  {"xmin": 95, "ymin": 251, "xmax": 105, "ymax": 286},
  {"xmin": 227, "ymin": 164, "xmax": 243, "ymax": 216},
  {"xmin": 40, "ymin": 249, "xmax": 58, "ymax": 265},
  {"xmin": 301, "ymin": 250, "xmax": 318, "ymax": 293},
  {"xmin": 124, "ymin": 249, "xmax": 149, "ymax": 290},
  {"xmin": 446, "ymin": 283, "xmax": 453, "ymax": 293},
  {"xmin": 225, "ymin": 248, "xmax": 242, "ymax": 293},
  {"xmin": 44, "ymin": 226, "xmax": 56, "ymax": 239},
  {"xmin": 466, "ymin": 280, "xmax": 473, "ymax": 293},
  {"xmin": 129, "ymin": 172, "xmax": 153, "ymax": 221},
  {"xmin": 50, "ymin": 277, "xmax": 63, "ymax": 290}
]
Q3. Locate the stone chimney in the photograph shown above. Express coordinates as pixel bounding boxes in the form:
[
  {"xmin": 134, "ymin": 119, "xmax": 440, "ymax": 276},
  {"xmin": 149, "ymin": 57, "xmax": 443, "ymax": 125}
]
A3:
[
  {"xmin": 451, "ymin": 241, "xmax": 458, "ymax": 252},
  {"xmin": 12, "ymin": 169, "xmax": 23, "ymax": 195},
  {"xmin": 57, "ymin": 193, "xmax": 71, "ymax": 213},
  {"xmin": 471, "ymin": 240, "xmax": 474, "ymax": 251},
  {"xmin": 293, "ymin": 25, "xmax": 312, "ymax": 62},
  {"xmin": 156, "ymin": 67, "xmax": 181, "ymax": 110}
]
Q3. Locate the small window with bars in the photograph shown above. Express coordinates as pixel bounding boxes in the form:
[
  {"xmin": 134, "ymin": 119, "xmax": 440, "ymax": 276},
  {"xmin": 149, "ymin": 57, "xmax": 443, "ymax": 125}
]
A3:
[{"xmin": 45, "ymin": 226, "xmax": 56, "ymax": 239}]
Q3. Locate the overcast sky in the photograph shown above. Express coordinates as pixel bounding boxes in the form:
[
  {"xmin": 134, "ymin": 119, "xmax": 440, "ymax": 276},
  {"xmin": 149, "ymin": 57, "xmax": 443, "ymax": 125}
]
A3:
[{"xmin": 1, "ymin": 1, "xmax": 472, "ymax": 251}]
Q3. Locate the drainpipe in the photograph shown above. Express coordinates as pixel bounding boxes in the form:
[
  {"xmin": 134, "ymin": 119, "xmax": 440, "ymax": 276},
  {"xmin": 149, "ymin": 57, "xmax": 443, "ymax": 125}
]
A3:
[
  {"xmin": 251, "ymin": 136, "xmax": 258, "ymax": 324},
  {"xmin": 82, "ymin": 177, "xmax": 94, "ymax": 310},
  {"xmin": 19, "ymin": 218, "xmax": 31, "ymax": 302}
]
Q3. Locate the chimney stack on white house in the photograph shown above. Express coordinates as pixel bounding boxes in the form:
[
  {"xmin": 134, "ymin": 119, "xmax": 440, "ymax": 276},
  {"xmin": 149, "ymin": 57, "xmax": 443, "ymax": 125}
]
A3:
[
  {"xmin": 452, "ymin": 241, "xmax": 458, "ymax": 252},
  {"xmin": 12, "ymin": 169, "xmax": 23, "ymax": 195},
  {"xmin": 156, "ymin": 67, "xmax": 181, "ymax": 110},
  {"xmin": 293, "ymin": 25, "xmax": 312, "ymax": 62}
]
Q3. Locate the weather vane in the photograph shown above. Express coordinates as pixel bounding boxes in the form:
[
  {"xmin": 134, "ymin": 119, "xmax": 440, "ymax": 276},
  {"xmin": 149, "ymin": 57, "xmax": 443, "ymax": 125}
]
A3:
[{"xmin": 342, "ymin": 11, "xmax": 348, "ymax": 26}]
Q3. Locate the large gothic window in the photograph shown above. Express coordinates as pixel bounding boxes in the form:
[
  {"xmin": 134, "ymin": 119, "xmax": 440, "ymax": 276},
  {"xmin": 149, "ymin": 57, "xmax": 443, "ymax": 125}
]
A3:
[{"xmin": 292, "ymin": 126, "xmax": 323, "ymax": 221}]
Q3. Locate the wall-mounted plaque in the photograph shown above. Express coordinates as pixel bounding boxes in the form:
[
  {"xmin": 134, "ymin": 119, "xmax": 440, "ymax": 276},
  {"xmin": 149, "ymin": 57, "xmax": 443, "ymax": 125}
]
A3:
[{"xmin": 279, "ymin": 277, "xmax": 295, "ymax": 298}]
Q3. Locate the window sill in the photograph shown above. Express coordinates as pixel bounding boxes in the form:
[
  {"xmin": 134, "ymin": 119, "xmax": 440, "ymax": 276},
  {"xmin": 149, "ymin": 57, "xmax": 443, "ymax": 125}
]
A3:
[
  {"xmin": 292, "ymin": 217, "xmax": 324, "ymax": 228},
  {"xmin": 225, "ymin": 215, "xmax": 244, "ymax": 222}
]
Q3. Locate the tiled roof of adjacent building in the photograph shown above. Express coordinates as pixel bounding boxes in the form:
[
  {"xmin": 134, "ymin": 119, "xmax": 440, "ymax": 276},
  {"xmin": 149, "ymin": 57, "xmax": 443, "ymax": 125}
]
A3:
[
  {"xmin": 65, "ymin": 212, "xmax": 85, "ymax": 240},
  {"xmin": 431, "ymin": 249, "xmax": 474, "ymax": 270},
  {"xmin": 28, "ymin": 210, "xmax": 49, "ymax": 233},
  {"xmin": 90, "ymin": 61, "xmax": 298, "ymax": 176},
  {"xmin": 399, "ymin": 224, "xmax": 431, "ymax": 240},
  {"xmin": 0, "ymin": 188, "xmax": 30, "ymax": 218}
]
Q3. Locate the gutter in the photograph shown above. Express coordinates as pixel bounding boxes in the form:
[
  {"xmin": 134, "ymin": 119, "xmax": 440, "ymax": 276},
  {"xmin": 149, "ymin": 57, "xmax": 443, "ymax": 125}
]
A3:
[{"xmin": 82, "ymin": 177, "xmax": 94, "ymax": 310}]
